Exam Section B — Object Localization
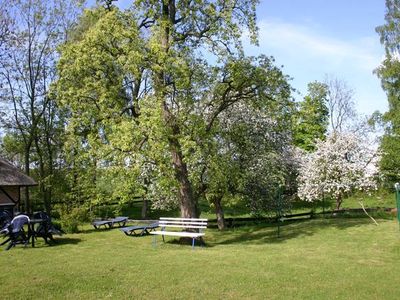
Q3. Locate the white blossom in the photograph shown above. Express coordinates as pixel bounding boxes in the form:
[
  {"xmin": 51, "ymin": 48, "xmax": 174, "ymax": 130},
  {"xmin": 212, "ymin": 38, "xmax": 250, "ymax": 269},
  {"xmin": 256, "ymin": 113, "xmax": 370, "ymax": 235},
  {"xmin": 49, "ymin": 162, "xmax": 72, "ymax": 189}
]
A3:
[{"xmin": 297, "ymin": 132, "xmax": 379, "ymax": 207}]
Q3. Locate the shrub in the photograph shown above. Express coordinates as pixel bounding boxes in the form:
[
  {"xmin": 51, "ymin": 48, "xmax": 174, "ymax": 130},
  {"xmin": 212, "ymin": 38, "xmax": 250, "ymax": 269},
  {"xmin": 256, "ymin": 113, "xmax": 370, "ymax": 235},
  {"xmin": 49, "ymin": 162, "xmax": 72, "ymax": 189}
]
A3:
[{"xmin": 57, "ymin": 206, "xmax": 90, "ymax": 233}]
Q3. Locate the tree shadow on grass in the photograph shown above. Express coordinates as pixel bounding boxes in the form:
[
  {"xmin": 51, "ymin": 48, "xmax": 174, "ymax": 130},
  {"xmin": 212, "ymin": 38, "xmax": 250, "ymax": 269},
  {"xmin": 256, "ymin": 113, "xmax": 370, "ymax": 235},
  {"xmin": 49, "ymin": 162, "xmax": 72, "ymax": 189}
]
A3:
[
  {"xmin": 79, "ymin": 227, "xmax": 107, "ymax": 234},
  {"xmin": 160, "ymin": 237, "xmax": 207, "ymax": 248},
  {"xmin": 78, "ymin": 225, "xmax": 131, "ymax": 234},
  {"xmin": 53, "ymin": 237, "xmax": 82, "ymax": 245},
  {"xmin": 211, "ymin": 217, "xmax": 377, "ymax": 246},
  {"xmin": 31, "ymin": 237, "xmax": 83, "ymax": 248}
]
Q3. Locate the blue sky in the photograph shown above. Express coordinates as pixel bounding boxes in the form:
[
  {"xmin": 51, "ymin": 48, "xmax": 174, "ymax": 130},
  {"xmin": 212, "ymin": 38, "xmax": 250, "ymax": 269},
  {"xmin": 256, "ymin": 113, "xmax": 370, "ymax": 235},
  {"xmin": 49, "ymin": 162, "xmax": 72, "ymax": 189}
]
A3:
[
  {"xmin": 244, "ymin": 0, "xmax": 387, "ymax": 116},
  {"xmin": 107, "ymin": 0, "xmax": 388, "ymax": 116}
]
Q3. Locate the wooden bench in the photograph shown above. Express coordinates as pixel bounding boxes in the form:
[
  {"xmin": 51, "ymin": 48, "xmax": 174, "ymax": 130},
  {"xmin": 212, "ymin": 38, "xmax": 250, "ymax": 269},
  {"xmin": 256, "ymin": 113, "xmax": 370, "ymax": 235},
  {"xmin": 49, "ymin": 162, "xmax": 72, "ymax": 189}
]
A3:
[{"xmin": 150, "ymin": 217, "xmax": 207, "ymax": 249}]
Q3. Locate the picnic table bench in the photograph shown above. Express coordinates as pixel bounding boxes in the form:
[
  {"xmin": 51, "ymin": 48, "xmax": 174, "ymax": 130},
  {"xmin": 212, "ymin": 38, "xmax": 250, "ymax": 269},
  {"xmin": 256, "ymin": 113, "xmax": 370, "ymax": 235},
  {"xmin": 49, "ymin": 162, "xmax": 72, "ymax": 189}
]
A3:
[
  {"xmin": 92, "ymin": 216, "xmax": 128, "ymax": 229},
  {"xmin": 150, "ymin": 217, "xmax": 207, "ymax": 249}
]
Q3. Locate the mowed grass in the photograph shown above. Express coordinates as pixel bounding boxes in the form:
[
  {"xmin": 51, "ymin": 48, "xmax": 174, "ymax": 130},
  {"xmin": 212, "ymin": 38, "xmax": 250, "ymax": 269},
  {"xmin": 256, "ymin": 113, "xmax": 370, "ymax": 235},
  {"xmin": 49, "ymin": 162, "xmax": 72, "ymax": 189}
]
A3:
[{"xmin": 1, "ymin": 218, "xmax": 400, "ymax": 299}]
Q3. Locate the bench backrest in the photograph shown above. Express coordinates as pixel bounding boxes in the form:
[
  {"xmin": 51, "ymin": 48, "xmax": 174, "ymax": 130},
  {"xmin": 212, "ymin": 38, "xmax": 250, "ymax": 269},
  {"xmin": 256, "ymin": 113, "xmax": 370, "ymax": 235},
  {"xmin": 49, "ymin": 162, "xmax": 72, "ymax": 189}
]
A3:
[{"xmin": 159, "ymin": 217, "xmax": 207, "ymax": 231}]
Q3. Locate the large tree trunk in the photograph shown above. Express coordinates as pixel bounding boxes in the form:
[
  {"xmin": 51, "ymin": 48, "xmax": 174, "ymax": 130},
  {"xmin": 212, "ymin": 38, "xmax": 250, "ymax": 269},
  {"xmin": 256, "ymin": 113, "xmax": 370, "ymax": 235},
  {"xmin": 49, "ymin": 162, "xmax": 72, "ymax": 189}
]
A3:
[
  {"xmin": 156, "ymin": 0, "xmax": 199, "ymax": 219},
  {"xmin": 45, "ymin": 128, "xmax": 54, "ymax": 215},
  {"xmin": 24, "ymin": 149, "xmax": 31, "ymax": 214},
  {"xmin": 213, "ymin": 195, "xmax": 226, "ymax": 230},
  {"xmin": 141, "ymin": 198, "xmax": 149, "ymax": 219},
  {"xmin": 35, "ymin": 136, "xmax": 51, "ymax": 214},
  {"xmin": 335, "ymin": 194, "xmax": 343, "ymax": 211},
  {"xmin": 38, "ymin": 157, "xmax": 46, "ymax": 212},
  {"xmin": 165, "ymin": 117, "xmax": 199, "ymax": 218},
  {"xmin": 45, "ymin": 154, "xmax": 53, "ymax": 215}
]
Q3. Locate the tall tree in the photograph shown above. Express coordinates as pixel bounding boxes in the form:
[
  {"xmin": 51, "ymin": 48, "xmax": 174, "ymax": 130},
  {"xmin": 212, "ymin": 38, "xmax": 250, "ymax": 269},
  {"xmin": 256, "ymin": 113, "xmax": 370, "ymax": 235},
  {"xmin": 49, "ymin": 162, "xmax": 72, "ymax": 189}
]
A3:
[
  {"xmin": 324, "ymin": 76, "xmax": 357, "ymax": 133},
  {"xmin": 376, "ymin": 0, "xmax": 400, "ymax": 183},
  {"xmin": 140, "ymin": 0, "xmax": 259, "ymax": 218},
  {"xmin": 0, "ymin": 1, "xmax": 12, "ymax": 49},
  {"xmin": 56, "ymin": 1, "xmax": 264, "ymax": 219},
  {"xmin": 0, "ymin": 0, "xmax": 82, "ymax": 213},
  {"xmin": 293, "ymin": 81, "xmax": 329, "ymax": 151},
  {"xmin": 56, "ymin": 7, "xmax": 148, "ymax": 212}
]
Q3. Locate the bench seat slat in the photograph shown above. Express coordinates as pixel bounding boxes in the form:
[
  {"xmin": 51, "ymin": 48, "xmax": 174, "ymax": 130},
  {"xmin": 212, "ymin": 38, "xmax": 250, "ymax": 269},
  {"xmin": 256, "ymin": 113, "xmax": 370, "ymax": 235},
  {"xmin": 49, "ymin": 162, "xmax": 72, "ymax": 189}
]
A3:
[
  {"xmin": 150, "ymin": 231, "xmax": 205, "ymax": 238},
  {"xmin": 159, "ymin": 217, "xmax": 208, "ymax": 221},
  {"xmin": 159, "ymin": 221, "xmax": 207, "ymax": 226},
  {"xmin": 158, "ymin": 225, "xmax": 206, "ymax": 229}
]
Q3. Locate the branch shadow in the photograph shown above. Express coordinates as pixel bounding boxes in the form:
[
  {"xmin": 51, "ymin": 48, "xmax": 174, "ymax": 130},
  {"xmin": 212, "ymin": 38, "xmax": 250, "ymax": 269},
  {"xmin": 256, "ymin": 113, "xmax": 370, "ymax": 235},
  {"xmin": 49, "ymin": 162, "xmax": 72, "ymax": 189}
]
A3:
[{"xmin": 210, "ymin": 217, "xmax": 377, "ymax": 246}]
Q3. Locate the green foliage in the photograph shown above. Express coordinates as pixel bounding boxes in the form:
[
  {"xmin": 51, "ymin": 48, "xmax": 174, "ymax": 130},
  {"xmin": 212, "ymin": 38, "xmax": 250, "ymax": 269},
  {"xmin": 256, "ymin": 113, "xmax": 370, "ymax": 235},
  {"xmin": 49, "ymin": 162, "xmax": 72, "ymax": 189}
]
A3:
[
  {"xmin": 56, "ymin": 7, "xmax": 144, "ymax": 207},
  {"xmin": 378, "ymin": 134, "xmax": 400, "ymax": 184},
  {"xmin": 0, "ymin": 0, "xmax": 82, "ymax": 213},
  {"xmin": 293, "ymin": 81, "xmax": 329, "ymax": 151},
  {"xmin": 0, "ymin": 133, "xmax": 25, "ymax": 160},
  {"xmin": 189, "ymin": 55, "xmax": 294, "ymax": 216},
  {"xmin": 376, "ymin": 0, "xmax": 400, "ymax": 183},
  {"xmin": 55, "ymin": 4, "xmax": 294, "ymax": 220},
  {"xmin": 56, "ymin": 205, "xmax": 90, "ymax": 233}
]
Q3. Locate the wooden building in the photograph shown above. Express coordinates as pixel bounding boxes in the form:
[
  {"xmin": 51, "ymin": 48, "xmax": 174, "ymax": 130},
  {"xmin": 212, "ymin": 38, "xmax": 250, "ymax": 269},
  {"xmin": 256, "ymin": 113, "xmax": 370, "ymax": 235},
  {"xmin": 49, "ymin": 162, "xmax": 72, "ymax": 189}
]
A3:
[{"xmin": 0, "ymin": 158, "xmax": 37, "ymax": 215}]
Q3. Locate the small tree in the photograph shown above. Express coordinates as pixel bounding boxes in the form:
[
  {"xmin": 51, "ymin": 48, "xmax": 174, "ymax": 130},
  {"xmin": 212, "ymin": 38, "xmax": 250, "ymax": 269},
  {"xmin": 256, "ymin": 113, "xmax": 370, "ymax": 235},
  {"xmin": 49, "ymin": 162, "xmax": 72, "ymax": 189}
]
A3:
[
  {"xmin": 293, "ymin": 81, "xmax": 329, "ymax": 152},
  {"xmin": 325, "ymin": 76, "xmax": 357, "ymax": 133},
  {"xmin": 297, "ymin": 132, "xmax": 379, "ymax": 210}
]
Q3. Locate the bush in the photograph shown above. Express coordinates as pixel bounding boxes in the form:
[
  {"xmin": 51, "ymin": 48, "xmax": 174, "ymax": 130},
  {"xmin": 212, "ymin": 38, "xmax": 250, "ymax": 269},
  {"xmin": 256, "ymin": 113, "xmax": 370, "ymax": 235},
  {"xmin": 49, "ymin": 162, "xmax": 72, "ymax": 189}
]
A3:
[{"xmin": 57, "ymin": 206, "xmax": 90, "ymax": 233}]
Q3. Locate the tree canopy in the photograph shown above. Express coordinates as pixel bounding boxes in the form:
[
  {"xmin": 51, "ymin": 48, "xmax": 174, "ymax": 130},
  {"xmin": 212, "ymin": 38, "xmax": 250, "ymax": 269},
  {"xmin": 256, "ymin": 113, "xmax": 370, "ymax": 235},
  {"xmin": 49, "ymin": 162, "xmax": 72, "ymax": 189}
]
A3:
[
  {"xmin": 0, "ymin": 0, "xmax": 389, "ymax": 226},
  {"xmin": 297, "ymin": 132, "xmax": 378, "ymax": 210},
  {"xmin": 293, "ymin": 81, "xmax": 329, "ymax": 151},
  {"xmin": 55, "ymin": 3, "xmax": 294, "ymax": 225},
  {"xmin": 375, "ymin": 0, "xmax": 400, "ymax": 183}
]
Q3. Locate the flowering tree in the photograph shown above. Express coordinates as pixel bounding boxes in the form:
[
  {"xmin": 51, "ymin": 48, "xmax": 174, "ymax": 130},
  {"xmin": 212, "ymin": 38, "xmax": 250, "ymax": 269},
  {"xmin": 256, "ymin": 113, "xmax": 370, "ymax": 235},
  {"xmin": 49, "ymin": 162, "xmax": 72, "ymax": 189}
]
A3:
[{"xmin": 297, "ymin": 132, "xmax": 379, "ymax": 210}]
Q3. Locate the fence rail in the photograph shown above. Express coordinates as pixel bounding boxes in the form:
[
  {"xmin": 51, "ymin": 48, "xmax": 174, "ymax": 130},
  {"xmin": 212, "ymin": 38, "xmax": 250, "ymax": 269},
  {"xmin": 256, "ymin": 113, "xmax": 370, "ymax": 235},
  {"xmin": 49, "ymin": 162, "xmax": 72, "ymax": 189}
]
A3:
[{"xmin": 207, "ymin": 207, "xmax": 394, "ymax": 228}]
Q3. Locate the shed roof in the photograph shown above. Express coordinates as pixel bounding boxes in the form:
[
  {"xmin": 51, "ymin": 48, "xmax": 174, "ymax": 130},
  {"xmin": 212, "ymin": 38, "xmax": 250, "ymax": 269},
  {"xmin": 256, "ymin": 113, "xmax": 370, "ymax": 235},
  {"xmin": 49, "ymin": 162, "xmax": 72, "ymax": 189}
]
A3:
[{"xmin": 0, "ymin": 158, "xmax": 37, "ymax": 186}]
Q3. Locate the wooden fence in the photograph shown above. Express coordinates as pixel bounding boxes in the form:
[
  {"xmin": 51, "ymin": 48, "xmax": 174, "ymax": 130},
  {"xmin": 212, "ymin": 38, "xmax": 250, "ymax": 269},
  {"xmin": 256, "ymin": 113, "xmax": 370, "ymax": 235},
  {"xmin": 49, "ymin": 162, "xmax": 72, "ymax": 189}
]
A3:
[{"xmin": 207, "ymin": 207, "xmax": 394, "ymax": 228}]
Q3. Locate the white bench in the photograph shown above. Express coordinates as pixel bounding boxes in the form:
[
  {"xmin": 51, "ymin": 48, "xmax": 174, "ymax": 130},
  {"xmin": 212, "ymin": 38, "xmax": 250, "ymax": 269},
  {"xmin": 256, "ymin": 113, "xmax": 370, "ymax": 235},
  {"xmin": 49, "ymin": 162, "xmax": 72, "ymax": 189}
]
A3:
[{"xmin": 150, "ymin": 217, "xmax": 207, "ymax": 249}]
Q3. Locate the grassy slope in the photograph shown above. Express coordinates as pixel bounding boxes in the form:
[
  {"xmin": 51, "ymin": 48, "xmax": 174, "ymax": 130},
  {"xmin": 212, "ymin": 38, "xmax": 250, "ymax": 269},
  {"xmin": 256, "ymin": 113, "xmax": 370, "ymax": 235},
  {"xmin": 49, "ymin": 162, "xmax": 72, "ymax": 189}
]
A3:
[
  {"xmin": 342, "ymin": 190, "xmax": 395, "ymax": 209},
  {"xmin": 1, "ymin": 217, "xmax": 400, "ymax": 299}
]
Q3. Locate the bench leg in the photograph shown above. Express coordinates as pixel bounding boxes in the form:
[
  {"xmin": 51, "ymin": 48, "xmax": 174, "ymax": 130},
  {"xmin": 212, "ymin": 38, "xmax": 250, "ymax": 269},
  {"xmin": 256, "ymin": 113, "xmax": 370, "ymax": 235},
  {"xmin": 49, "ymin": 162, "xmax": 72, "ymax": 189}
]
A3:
[
  {"xmin": 192, "ymin": 238, "xmax": 195, "ymax": 250},
  {"xmin": 152, "ymin": 235, "xmax": 157, "ymax": 248}
]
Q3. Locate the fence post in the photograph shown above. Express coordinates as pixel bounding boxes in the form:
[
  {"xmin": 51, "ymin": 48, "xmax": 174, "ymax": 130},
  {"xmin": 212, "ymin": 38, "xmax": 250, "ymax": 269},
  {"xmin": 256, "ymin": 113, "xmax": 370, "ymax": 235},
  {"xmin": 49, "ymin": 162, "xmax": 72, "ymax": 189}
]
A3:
[
  {"xmin": 395, "ymin": 183, "xmax": 400, "ymax": 228},
  {"xmin": 276, "ymin": 185, "xmax": 284, "ymax": 238}
]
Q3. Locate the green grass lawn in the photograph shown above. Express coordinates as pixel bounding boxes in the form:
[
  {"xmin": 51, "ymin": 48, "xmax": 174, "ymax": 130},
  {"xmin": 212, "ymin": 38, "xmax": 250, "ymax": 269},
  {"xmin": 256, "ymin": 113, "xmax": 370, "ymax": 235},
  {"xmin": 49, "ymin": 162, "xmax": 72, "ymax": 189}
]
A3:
[
  {"xmin": 1, "ymin": 217, "xmax": 400, "ymax": 299},
  {"xmin": 86, "ymin": 189, "xmax": 397, "ymax": 222},
  {"xmin": 342, "ymin": 190, "xmax": 395, "ymax": 209}
]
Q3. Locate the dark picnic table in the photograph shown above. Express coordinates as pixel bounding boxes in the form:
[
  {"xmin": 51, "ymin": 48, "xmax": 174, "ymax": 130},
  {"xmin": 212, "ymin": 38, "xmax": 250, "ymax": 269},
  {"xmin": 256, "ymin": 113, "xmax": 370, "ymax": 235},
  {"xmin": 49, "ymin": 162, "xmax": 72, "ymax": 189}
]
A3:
[{"xmin": 29, "ymin": 218, "xmax": 48, "ymax": 247}]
